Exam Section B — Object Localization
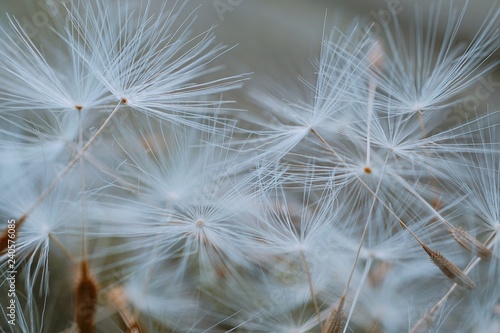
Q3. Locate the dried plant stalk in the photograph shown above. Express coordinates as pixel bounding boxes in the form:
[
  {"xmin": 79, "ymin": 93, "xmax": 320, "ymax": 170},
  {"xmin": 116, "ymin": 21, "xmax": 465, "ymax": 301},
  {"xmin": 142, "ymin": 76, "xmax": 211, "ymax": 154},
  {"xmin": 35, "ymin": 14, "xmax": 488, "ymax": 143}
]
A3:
[
  {"xmin": 421, "ymin": 244, "xmax": 476, "ymax": 290},
  {"xmin": 409, "ymin": 313, "xmax": 435, "ymax": 333},
  {"xmin": 75, "ymin": 260, "xmax": 98, "ymax": 333},
  {"xmin": 448, "ymin": 227, "xmax": 491, "ymax": 261},
  {"xmin": 0, "ymin": 215, "xmax": 26, "ymax": 254},
  {"xmin": 323, "ymin": 296, "xmax": 346, "ymax": 333},
  {"xmin": 107, "ymin": 286, "xmax": 144, "ymax": 333},
  {"xmin": 125, "ymin": 324, "xmax": 143, "ymax": 333},
  {"xmin": 409, "ymin": 300, "xmax": 442, "ymax": 333},
  {"xmin": 0, "ymin": 232, "xmax": 10, "ymax": 254}
]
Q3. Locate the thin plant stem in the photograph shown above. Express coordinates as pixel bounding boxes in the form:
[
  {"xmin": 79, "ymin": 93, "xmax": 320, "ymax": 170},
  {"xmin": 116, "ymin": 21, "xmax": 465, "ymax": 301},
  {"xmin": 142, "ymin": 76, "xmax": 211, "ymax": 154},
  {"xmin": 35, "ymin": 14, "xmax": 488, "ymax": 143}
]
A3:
[
  {"xmin": 365, "ymin": 80, "xmax": 377, "ymax": 166},
  {"xmin": 79, "ymin": 109, "xmax": 88, "ymax": 261},
  {"xmin": 11, "ymin": 100, "xmax": 123, "ymax": 228},
  {"xmin": 300, "ymin": 249, "xmax": 323, "ymax": 331},
  {"xmin": 339, "ymin": 154, "xmax": 387, "ymax": 332},
  {"xmin": 409, "ymin": 231, "xmax": 498, "ymax": 333},
  {"xmin": 343, "ymin": 257, "xmax": 373, "ymax": 333}
]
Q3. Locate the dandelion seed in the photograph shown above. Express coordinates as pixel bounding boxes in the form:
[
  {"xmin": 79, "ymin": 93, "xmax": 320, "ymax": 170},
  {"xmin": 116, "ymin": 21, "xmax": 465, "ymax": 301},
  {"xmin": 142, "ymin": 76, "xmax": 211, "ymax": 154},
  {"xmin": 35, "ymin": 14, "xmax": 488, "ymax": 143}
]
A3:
[
  {"xmin": 240, "ymin": 23, "xmax": 376, "ymax": 165},
  {"xmin": 63, "ymin": 0, "xmax": 246, "ymax": 129},
  {"xmin": 323, "ymin": 296, "xmax": 346, "ymax": 333},
  {"xmin": 1, "ymin": 1, "xmax": 498, "ymax": 331},
  {"xmin": 0, "ymin": 15, "xmax": 108, "ymax": 112},
  {"xmin": 373, "ymin": 0, "xmax": 500, "ymax": 113},
  {"xmin": 448, "ymin": 227, "xmax": 492, "ymax": 261},
  {"xmin": 421, "ymin": 243, "xmax": 476, "ymax": 290}
]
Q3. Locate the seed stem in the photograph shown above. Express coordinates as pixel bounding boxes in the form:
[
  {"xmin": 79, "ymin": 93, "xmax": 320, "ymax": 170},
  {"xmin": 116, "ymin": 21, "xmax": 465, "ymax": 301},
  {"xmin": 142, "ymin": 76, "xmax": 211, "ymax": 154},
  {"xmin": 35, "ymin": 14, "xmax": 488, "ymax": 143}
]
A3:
[
  {"xmin": 300, "ymin": 250, "xmax": 322, "ymax": 331},
  {"xmin": 0, "ymin": 100, "xmax": 124, "ymax": 241}
]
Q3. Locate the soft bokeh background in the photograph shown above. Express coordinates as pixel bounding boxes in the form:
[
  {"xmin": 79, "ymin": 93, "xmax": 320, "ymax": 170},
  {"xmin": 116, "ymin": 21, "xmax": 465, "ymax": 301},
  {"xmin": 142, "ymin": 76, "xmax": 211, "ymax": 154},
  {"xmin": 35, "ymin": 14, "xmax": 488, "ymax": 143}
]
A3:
[{"xmin": 184, "ymin": 0, "xmax": 500, "ymax": 110}]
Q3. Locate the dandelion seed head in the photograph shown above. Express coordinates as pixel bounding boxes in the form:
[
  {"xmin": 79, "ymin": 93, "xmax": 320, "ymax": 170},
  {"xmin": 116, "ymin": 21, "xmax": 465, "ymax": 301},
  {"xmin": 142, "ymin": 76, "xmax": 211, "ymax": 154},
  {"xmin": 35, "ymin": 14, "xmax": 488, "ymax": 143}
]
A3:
[
  {"xmin": 1, "ymin": 1, "xmax": 498, "ymax": 331},
  {"xmin": 195, "ymin": 218, "xmax": 206, "ymax": 228},
  {"xmin": 411, "ymin": 102, "xmax": 425, "ymax": 113},
  {"xmin": 293, "ymin": 242, "xmax": 308, "ymax": 254}
]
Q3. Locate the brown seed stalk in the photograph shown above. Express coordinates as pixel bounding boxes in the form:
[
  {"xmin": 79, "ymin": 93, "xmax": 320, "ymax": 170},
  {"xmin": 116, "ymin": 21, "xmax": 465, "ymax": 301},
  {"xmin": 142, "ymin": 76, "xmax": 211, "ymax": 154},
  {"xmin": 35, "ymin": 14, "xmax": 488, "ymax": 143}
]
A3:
[
  {"xmin": 409, "ymin": 312, "xmax": 435, "ymax": 333},
  {"xmin": 0, "ymin": 215, "xmax": 26, "ymax": 255},
  {"xmin": 448, "ymin": 227, "xmax": 492, "ymax": 261},
  {"xmin": 125, "ymin": 324, "xmax": 143, "ymax": 333},
  {"xmin": 107, "ymin": 285, "xmax": 145, "ymax": 333},
  {"xmin": 323, "ymin": 296, "xmax": 346, "ymax": 333},
  {"xmin": 420, "ymin": 243, "xmax": 476, "ymax": 290},
  {"xmin": 75, "ymin": 260, "xmax": 98, "ymax": 333}
]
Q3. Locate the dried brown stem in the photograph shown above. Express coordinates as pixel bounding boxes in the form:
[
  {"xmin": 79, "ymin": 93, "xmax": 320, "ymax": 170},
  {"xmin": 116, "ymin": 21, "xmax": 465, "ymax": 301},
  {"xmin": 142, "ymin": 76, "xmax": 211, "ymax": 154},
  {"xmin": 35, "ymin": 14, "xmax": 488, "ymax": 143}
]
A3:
[
  {"xmin": 323, "ymin": 295, "xmax": 346, "ymax": 333},
  {"xmin": 300, "ymin": 250, "xmax": 322, "ymax": 331},
  {"xmin": 448, "ymin": 227, "xmax": 492, "ymax": 261},
  {"xmin": 107, "ymin": 285, "xmax": 144, "ymax": 333},
  {"xmin": 75, "ymin": 260, "xmax": 98, "ymax": 333},
  {"xmin": 0, "ymin": 215, "xmax": 26, "ymax": 254},
  {"xmin": 420, "ymin": 243, "xmax": 476, "ymax": 290},
  {"xmin": 410, "ymin": 232, "xmax": 497, "ymax": 333}
]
